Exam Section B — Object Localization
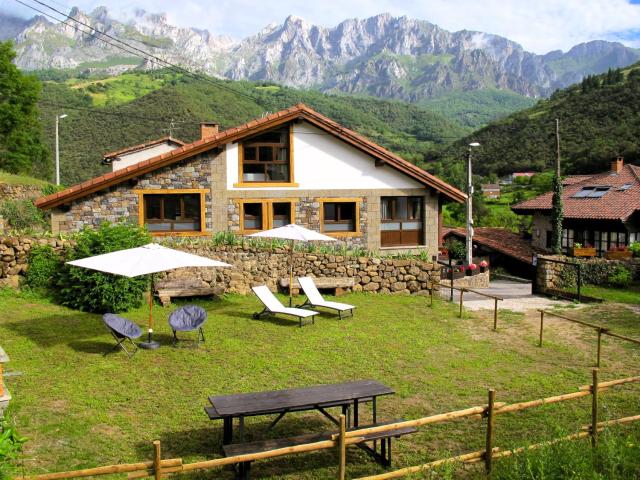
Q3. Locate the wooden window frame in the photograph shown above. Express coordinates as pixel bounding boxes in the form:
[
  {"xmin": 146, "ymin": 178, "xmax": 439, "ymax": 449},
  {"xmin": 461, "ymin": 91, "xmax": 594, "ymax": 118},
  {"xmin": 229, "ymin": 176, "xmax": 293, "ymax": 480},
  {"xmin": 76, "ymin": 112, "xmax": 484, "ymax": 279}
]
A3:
[
  {"xmin": 135, "ymin": 189, "xmax": 209, "ymax": 237},
  {"xmin": 234, "ymin": 125, "xmax": 298, "ymax": 188},
  {"xmin": 236, "ymin": 198, "xmax": 297, "ymax": 234},
  {"xmin": 318, "ymin": 197, "xmax": 361, "ymax": 238},
  {"xmin": 380, "ymin": 196, "xmax": 425, "ymax": 247}
]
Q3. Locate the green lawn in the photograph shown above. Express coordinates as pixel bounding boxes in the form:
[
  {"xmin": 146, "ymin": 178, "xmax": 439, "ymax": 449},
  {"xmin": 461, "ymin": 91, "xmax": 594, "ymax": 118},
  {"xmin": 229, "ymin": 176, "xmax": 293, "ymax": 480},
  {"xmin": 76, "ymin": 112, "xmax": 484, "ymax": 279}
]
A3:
[
  {"xmin": 0, "ymin": 171, "xmax": 51, "ymax": 187},
  {"xmin": 581, "ymin": 283, "xmax": 640, "ymax": 304},
  {"xmin": 1, "ymin": 289, "xmax": 639, "ymax": 479}
]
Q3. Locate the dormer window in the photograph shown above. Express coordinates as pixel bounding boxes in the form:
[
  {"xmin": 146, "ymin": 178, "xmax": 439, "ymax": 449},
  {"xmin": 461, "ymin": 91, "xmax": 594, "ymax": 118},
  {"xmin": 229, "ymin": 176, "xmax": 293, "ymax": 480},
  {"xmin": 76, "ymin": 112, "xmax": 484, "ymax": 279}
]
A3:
[
  {"xmin": 240, "ymin": 126, "xmax": 291, "ymax": 183},
  {"xmin": 572, "ymin": 186, "xmax": 610, "ymax": 198}
]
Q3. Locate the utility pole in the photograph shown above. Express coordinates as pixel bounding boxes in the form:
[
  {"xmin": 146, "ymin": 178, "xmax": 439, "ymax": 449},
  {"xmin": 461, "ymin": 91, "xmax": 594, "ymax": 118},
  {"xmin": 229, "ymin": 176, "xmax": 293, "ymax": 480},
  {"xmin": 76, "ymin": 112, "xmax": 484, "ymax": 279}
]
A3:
[
  {"xmin": 466, "ymin": 143, "xmax": 480, "ymax": 265},
  {"xmin": 55, "ymin": 113, "xmax": 67, "ymax": 186}
]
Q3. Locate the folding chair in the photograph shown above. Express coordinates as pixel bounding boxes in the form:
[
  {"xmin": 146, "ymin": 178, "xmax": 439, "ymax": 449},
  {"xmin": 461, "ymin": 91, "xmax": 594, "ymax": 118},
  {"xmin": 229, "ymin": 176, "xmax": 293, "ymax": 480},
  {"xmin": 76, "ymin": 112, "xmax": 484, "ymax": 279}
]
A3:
[
  {"xmin": 251, "ymin": 285, "xmax": 319, "ymax": 327},
  {"xmin": 297, "ymin": 277, "xmax": 355, "ymax": 319},
  {"xmin": 102, "ymin": 314, "xmax": 143, "ymax": 358},
  {"xmin": 168, "ymin": 305, "xmax": 207, "ymax": 347}
]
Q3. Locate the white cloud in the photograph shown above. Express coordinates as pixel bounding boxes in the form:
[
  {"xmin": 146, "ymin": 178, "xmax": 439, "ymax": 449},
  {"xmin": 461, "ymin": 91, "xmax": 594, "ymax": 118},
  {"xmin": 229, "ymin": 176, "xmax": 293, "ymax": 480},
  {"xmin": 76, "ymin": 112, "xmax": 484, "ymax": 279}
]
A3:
[{"xmin": 3, "ymin": 0, "xmax": 640, "ymax": 53}]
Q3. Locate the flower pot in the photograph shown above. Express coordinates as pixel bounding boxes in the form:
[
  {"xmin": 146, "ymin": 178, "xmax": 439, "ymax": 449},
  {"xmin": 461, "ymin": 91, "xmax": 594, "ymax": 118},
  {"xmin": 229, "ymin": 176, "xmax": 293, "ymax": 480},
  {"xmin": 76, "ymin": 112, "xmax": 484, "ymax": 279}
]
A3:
[
  {"xmin": 452, "ymin": 270, "xmax": 466, "ymax": 280},
  {"xmin": 604, "ymin": 250, "xmax": 633, "ymax": 260},
  {"xmin": 480, "ymin": 266, "xmax": 488, "ymax": 273},
  {"xmin": 572, "ymin": 247, "xmax": 596, "ymax": 257}
]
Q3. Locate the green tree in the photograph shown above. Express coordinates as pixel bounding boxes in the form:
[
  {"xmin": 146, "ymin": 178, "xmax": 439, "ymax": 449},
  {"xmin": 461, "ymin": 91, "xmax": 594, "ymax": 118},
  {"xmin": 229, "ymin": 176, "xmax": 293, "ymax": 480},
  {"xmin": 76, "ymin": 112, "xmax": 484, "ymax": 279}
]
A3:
[{"xmin": 0, "ymin": 41, "xmax": 49, "ymax": 177}]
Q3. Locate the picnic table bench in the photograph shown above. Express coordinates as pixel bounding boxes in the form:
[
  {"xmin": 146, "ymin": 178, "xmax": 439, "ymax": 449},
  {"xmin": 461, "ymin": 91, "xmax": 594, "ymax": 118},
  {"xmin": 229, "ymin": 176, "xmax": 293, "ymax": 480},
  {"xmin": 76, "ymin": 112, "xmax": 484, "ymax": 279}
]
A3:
[
  {"xmin": 206, "ymin": 380, "xmax": 409, "ymax": 479},
  {"xmin": 279, "ymin": 276, "xmax": 354, "ymax": 297},
  {"xmin": 155, "ymin": 278, "xmax": 224, "ymax": 306}
]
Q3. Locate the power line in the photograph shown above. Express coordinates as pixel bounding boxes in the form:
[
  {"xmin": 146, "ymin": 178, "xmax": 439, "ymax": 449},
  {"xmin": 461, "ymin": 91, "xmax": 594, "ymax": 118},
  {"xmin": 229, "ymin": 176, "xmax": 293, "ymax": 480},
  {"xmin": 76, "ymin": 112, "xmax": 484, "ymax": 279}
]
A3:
[
  {"xmin": 38, "ymin": 100, "xmax": 195, "ymax": 124},
  {"xmin": 14, "ymin": 0, "xmax": 262, "ymax": 105}
]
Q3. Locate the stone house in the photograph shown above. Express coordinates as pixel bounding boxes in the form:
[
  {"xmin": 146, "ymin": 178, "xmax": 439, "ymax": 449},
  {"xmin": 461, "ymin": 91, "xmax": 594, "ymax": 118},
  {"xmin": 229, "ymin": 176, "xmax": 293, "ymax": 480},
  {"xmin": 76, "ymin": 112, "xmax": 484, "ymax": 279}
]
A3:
[
  {"xmin": 512, "ymin": 158, "xmax": 640, "ymax": 256},
  {"xmin": 480, "ymin": 183, "xmax": 500, "ymax": 199},
  {"xmin": 36, "ymin": 104, "xmax": 465, "ymax": 255}
]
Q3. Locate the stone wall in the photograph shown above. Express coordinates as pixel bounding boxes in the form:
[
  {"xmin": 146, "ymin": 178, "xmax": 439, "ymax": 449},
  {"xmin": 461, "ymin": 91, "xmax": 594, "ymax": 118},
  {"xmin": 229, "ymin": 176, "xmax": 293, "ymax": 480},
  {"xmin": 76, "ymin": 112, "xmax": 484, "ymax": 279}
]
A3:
[
  {"xmin": 0, "ymin": 236, "xmax": 441, "ymax": 295},
  {"xmin": 441, "ymin": 270, "xmax": 490, "ymax": 289},
  {"xmin": 0, "ymin": 183, "xmax": 43, "ymax": 201},
  {"xmin": 536, "ymin": 254, "xmax": 639, "ymax": 293}
]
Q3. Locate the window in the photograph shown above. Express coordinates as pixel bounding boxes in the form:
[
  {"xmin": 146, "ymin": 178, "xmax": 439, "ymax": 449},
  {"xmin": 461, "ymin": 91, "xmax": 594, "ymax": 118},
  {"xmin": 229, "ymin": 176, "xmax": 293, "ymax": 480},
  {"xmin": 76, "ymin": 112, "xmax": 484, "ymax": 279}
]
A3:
[
  {"xmin": 561, "ymin": 228, "xmax": 574, "ymax": 253},
  {"xmin": 572, "ymin": 186, "xmax": 611, "ymax": 198},
  {"xmin": 238, "ymin": 199, "xmax": 295, "ymax": 232},
  {"xmin": 380, "ymin": 196, "xmax": 424, "ymax": 247},
  {"xmin": 240, "ymin": 127, "xmax": 291, "ymax": 184},
  {"xmin": 319, "ymin": 198, "xmax": 360, "ymax": 236},
  {"xmin": 138, "ymin": 190, "xmax": 206, "ymax": 235}
]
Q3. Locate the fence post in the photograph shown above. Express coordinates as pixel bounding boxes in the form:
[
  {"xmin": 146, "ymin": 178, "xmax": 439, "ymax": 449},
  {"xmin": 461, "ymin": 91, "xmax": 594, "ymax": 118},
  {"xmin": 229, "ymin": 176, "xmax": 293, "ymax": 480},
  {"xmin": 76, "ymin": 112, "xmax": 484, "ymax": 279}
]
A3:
[
  {"xmin": 449, "ymin": 257, "xmax": 454, "ymax": 302},
  {"xmin": 596, "ymin": 328, "xmax": 603, "ymax": 368},
  {"xmin": 429, "ymin": 283, "xmax": 434, "ymax": 308},
  {"xmin": 338, "ymin": 414, "xmax": 346, "ymax": 480},
  {"xmin": 539, "ymin": 310, "xmax": 545, "ymax": 347},
  {"xmin": 153, "ymin": 440, "xmax": 162, "ymax": 480},
  {"xmin": 493, "ymin": 298, "xmax": 498, "ymax": 331},
  {"xmin": 591, "ymin": 369, "xmax": 599, "ymax": 447},
  {"xmin": 485, "ymin": 389, "xmax": 496, "ymax": 475},
  {"xmin": 459, "ymin": 289, "xmax": 464, "ymax": 318}
]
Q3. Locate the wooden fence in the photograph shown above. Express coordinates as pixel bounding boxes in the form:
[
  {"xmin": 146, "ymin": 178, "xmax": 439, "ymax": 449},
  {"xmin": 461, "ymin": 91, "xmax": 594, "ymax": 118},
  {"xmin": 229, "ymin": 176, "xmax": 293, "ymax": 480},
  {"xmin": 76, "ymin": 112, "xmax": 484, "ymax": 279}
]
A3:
[
  {"xmin": 538, "ymin": 309, "xmax": 640, "ymax": 367},
  {"xmin": 432, "ymin": 282, "xmax": 503, "ymax": 329},
  {"xmin": 16, "ymin": 371, "xmax": 639, "ymax": 480}
]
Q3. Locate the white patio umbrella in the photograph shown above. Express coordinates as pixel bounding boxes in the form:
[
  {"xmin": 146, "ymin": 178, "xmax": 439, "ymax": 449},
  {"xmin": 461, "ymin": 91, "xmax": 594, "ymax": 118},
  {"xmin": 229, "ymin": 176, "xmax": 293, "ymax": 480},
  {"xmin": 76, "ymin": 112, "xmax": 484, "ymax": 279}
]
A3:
[
  {"xmin": 67, "ymin": 243, "xmax": 232, "ymax": 349},
  {"xmin": 248, "ymin": 224, "xmax": 336, "ymax": 306}
]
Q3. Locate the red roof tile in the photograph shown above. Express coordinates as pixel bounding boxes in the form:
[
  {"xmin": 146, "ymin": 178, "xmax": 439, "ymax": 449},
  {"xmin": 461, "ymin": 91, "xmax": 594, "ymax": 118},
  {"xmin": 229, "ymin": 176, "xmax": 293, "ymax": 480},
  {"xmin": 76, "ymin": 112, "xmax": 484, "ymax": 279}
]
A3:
[
  {"xmin": 443, "ymin": 227, "xmax": 540, "ymax": 263},
  {"xmin": 512, "ymin": 164, "xmax": 640, "ymax": 221},
  {"xmin": 36, "ymin": 104, "xmax": 466, "ymax": 209},
  {"xmin": 102, "ymin": 136, "xmax": 186, "ymax": 161}
]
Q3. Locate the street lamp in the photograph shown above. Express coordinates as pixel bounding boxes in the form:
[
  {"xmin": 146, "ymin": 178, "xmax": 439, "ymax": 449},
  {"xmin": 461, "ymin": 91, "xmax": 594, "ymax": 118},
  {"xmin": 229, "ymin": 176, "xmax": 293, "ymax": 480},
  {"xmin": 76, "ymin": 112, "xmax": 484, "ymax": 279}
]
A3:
[
  {"xmin": 55, "ymin": 114, "xmax": 68, "ymax": 186},
  {"xmin": 466, "ymin": 142, "xmax": 480, "ymax": 265}
]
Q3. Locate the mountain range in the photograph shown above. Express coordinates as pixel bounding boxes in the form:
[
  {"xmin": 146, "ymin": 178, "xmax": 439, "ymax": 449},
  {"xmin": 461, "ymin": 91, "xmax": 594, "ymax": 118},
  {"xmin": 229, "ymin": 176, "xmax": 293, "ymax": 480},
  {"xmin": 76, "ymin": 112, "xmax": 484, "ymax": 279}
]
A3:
[{"xmin": 6, "ymin": 7, "xmax": 640, "ymax": 103}]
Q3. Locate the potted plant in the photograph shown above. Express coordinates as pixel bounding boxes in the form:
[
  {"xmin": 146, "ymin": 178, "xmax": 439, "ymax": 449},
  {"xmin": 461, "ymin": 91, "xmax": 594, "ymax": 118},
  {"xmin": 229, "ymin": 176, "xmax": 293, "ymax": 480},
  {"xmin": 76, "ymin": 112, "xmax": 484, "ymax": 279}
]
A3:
[
  {"xmin": 451, "ymin": 265, "xmax": 466, "ymax": 280},
  {"xmin": 466, "ymin": 263, "xmax": 479, "ymax": 276},
  {"xmin": 604, "ymin": 245, "xmax": 633, "ymax": 260},
  {"xmin": 479, "ymin": 260, "xmax": 489, "ymax": 273},
  {"xmin": 571, "ymin": 243, "xmax": 596, "ymax": 258}
]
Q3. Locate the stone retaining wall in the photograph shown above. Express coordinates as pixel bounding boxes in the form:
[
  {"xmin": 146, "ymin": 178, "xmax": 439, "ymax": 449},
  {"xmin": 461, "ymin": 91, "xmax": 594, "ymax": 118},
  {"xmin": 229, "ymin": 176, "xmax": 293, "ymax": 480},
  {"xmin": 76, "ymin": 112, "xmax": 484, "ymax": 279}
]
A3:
[
  {"xmin": 0, "ymin": 183, "xmax": 43, "ymax": 201},
  {"xmin": 0, "ymin": 236, "xmax": 441, "ymax": 295}
]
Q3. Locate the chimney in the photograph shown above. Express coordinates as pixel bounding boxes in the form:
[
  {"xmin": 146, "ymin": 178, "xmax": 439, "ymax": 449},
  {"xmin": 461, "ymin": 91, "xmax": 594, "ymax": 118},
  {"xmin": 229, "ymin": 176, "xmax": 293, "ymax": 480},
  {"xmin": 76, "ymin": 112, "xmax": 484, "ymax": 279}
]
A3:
[
  {"xmin": 200, "ymin": 121, "xmax": 219, "ymax": 139},
  {"xmin": 611, "ymin": 156, "xmax": 624, "ymax": 173}
]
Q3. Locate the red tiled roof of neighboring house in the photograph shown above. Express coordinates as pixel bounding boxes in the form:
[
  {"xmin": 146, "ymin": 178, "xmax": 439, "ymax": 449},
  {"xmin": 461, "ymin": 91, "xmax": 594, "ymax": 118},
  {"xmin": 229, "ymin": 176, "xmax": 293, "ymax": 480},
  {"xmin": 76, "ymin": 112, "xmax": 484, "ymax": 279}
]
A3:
[
  {"xmin": 443, "ymin": 227, "xmax": 539, "ymax": 263},
  {"xmin": 36, "ymin": 104, "xmax": 466, "ymax": 209},
  {"xmin": 102, "ymin": 136, "xmax": 186, "ymax": 161},
  {"xmin": 512, "ymin": 164, "xmax": 640, "ymax": 221}
]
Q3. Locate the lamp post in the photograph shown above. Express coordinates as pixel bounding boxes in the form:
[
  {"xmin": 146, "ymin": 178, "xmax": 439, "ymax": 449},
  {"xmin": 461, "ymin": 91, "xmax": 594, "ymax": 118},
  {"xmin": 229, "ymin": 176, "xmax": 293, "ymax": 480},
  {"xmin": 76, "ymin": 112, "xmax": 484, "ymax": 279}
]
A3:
[
  {"xmin": 55, "ymin": 114, "xmax": 67, "ymax": 186},
  {"xmin": 466, "ymin": 142, "xmax": 480, "ymax": 265}
]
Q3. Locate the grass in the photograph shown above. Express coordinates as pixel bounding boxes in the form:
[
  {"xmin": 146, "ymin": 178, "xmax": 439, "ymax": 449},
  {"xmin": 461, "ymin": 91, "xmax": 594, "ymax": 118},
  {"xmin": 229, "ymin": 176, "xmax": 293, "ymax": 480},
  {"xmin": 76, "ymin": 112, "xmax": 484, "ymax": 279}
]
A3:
[
  {"xmin": 1, "ymin": 289, "xmax": 639, "ymax": 479},
  {"xmin": 581, "ymin": 282, "xmax": 640, "ymax": 304},
  {"xmin": 0, "ymin": 172, "xmax": 51, "ymax": 187}
]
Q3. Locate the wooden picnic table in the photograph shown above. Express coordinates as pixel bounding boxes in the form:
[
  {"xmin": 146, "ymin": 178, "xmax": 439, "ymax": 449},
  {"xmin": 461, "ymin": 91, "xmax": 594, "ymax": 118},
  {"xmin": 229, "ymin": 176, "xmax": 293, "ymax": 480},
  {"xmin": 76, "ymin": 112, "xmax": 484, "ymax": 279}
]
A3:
[{"xmin": 206, "ymin": 379, "xmax": 394, "ymax": 444}]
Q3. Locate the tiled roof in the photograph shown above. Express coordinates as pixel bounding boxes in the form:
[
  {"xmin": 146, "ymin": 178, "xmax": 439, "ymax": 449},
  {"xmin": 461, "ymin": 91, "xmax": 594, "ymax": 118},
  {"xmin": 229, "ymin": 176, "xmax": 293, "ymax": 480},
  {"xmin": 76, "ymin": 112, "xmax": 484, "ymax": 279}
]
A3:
[
  {"xmin": 512, "ymin": 164, "xmax": 640, "ymax": 221},
  {"xmin": 102, "ymin": 136, "xmax": 186, "ymax": 161},
  {"xmin": 36, "ymin": 104, "xmax": 466, "ymax": 209},
  {"xmin": 443, "ymin": 227, "xmax": 539, "ymax": 263}
]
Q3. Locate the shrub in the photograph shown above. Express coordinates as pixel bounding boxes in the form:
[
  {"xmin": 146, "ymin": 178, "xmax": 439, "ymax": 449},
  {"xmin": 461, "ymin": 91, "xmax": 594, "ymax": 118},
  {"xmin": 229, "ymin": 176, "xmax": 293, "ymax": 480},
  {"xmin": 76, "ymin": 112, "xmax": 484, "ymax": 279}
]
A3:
[
  {"xmin": 629, "ymin": 242, "xmax": 640, "ymax": 257},
  {"xmin": 0, "ymin": 199, "xmax": 46, "ymax": 231},
  {"xmin": 0, "ymin": 421, "xmax": 26, "ymax": 480},
  {"xmin": 56, "ymin": 222, "xmax": 151, "ymax": 313},
  {"xmin": 444, "ymin": 238, "xmax": 466, "ymax": 260},
  {"xmin": 608, "ymin": 265, "xmax": 632, "ymax": 288},
  {"xmin": 25, "ymin": 244, "xmax": 61, "ymax": 291}
]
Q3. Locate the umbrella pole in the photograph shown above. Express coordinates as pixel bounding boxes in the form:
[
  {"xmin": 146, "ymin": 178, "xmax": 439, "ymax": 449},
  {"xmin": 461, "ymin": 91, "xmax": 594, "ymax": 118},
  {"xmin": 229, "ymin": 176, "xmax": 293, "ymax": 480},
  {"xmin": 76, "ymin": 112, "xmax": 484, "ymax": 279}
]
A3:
[
  {"xmin": 140, "ymin": 274, "xmax": 160, "ymax": 349},
  {"xmin": 289, "ymin": 240, "xmax": 294, "ymax": 307}
]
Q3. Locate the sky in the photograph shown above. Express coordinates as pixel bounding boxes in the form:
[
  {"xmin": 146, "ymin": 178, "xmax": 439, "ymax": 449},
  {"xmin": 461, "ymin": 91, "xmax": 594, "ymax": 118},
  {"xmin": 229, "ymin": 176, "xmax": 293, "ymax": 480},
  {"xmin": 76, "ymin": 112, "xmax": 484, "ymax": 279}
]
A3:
[{"xmin": 3, "ymin": 0, "xmax": 640, "ymax": 53}]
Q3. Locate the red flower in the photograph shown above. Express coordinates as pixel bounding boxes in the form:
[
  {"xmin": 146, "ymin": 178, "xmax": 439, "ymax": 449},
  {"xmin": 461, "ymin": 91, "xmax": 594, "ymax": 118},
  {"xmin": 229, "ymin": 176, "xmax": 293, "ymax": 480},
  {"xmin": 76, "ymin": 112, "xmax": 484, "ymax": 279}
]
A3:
[
  {"xmin": 479, "ymin": 260, "xmax": 489, "ymax": 268},
  {"xmin": 467, "ymin": 263, "xmax": 478, "ymax": 271}
]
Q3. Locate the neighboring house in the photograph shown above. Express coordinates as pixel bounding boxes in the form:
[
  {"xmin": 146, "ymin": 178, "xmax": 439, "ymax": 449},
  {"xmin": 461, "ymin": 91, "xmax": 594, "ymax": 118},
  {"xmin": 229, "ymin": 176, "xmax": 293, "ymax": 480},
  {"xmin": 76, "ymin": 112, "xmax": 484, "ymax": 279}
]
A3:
[
  {"xmin": 36, "ymin": 104, "xmax": 465, "ymax": 254},
  {"xmin": 102, "ymin": 136, "xmax": 187, "ymax": 172},
  {"xmin": 481, "ymin": 183, "xmax": 500, "ymax": 199},
  {"xmin": 512, "ymin": 158, "xmax": 640, "ymax": 256},
  {"xmin": 500, "ymin": 172, "xmax": 536, "ymax": 185}
]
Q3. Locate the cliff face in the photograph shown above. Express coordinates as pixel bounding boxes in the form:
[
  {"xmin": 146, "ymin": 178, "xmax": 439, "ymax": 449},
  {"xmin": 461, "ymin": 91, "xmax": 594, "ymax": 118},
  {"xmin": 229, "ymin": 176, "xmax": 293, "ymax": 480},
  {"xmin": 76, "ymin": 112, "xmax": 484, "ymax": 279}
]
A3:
[{"xmin": 7, "ymin": 8, "xmax": 640, "ymax": 101}]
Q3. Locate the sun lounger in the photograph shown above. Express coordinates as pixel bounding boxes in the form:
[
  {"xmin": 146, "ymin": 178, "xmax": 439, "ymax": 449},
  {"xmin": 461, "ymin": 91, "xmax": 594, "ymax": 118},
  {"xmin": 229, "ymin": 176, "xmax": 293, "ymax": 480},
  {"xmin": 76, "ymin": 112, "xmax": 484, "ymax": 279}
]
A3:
[
  {"xmin": 251, "ymin": 285, "xmax": 318, "ymax": 327},
  {"xmin": 297, "ymin": 277, "xmax": 355, "ymax": 319}
]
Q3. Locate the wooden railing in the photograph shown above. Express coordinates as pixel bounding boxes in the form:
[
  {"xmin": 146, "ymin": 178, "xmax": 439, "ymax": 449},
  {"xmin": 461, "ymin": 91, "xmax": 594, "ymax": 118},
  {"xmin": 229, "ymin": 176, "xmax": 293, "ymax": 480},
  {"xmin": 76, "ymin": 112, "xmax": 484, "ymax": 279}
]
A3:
[
  {"xmin": 431, "ymin": 282, "xmax": 503, "ymax": 329},
  {"xmin": 16, "ymin": 371, "xmax": 639, "ymax": 480}
]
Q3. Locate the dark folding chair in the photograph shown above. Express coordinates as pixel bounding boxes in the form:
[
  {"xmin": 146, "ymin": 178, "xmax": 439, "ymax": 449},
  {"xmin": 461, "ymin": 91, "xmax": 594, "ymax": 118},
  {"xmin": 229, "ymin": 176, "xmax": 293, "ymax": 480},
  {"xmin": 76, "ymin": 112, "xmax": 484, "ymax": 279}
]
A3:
[
  {"xmin": 168, "ymin": 305, "xmax": 207, "ymax": 347},
  {"xmin": 102, "ymin": 313, "xmax": 143, "ymax": 358}
]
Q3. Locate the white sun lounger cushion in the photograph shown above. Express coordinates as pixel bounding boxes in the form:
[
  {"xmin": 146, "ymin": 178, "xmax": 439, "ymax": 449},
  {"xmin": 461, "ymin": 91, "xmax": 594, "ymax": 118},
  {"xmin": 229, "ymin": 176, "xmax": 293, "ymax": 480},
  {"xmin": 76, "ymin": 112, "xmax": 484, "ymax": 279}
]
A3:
[
  {"xmin": 252, "ymin": 285, "xmax": 318, "ymax": 318},
  {"xmin": 297, "ymin": 277, "xmax": 355, "ymax": 311}
]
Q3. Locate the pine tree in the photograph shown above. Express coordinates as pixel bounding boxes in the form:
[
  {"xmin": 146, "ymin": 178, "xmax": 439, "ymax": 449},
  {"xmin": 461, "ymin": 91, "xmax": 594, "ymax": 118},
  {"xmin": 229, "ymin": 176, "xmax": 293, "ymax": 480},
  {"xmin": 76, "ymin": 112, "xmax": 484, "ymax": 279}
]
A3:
[{"xmin": 0, "ymin": 41, "xmax": 50, "ymax": 177}]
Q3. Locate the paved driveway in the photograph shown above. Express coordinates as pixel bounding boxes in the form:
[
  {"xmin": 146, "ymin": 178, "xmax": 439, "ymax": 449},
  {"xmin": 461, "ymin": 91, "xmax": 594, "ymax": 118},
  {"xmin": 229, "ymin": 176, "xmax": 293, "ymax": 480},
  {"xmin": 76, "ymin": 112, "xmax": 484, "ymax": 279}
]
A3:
[{"xmin": 439, "ymin": 280, "xmax": 570, "ymax": 312}]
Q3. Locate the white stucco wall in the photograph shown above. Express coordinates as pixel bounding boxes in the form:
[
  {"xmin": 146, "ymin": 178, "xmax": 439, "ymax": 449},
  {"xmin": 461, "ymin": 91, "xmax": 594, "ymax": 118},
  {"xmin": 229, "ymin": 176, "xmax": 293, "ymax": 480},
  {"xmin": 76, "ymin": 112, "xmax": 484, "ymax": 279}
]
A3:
[
  {"xmin": 226, "ymin": 122, "xmax": 423, "ymax": 190},
  {"xmin": 112, "ymin": 143, "xmax": 181, "ymax": 172}
]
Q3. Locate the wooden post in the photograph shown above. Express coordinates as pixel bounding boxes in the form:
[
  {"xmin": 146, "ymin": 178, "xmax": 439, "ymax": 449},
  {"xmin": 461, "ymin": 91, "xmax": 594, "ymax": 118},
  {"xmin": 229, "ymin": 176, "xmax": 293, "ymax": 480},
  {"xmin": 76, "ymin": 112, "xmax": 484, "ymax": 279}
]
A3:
[
  {"xmin": 153, "ymin": 441, "xmax": 162, "ymax": 480},
  {"xmin": 539, "ymin": 311, "xmax": 544, "ymax": 347},
  {"xmin": 591, "ymin": 369, "xmax": 599, "ymax": 447},
  {"xmin": 338, "ymin": 414, "xmax": 346, "ymax": 480},
  {"xmin": 0, "ymin": 363, "xmax": 3, "ymax": 396},
  {"xmin": 485, "ymin": 389, "xmax": 496, "ymax": 474},
  {"xmin": 596, "ymin": 328, "xmax": 602, "ymax": 368},
  {"xmin": 493, "ymin": 298, "xmax": 498, "ymax": 331},
  {"xmin": 459, "ymin": 289, "xmax": 464, "ymax": 318},
  {"xmin": 429, "ymin": 284, "xmax": 433, "ymax": 308}
]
